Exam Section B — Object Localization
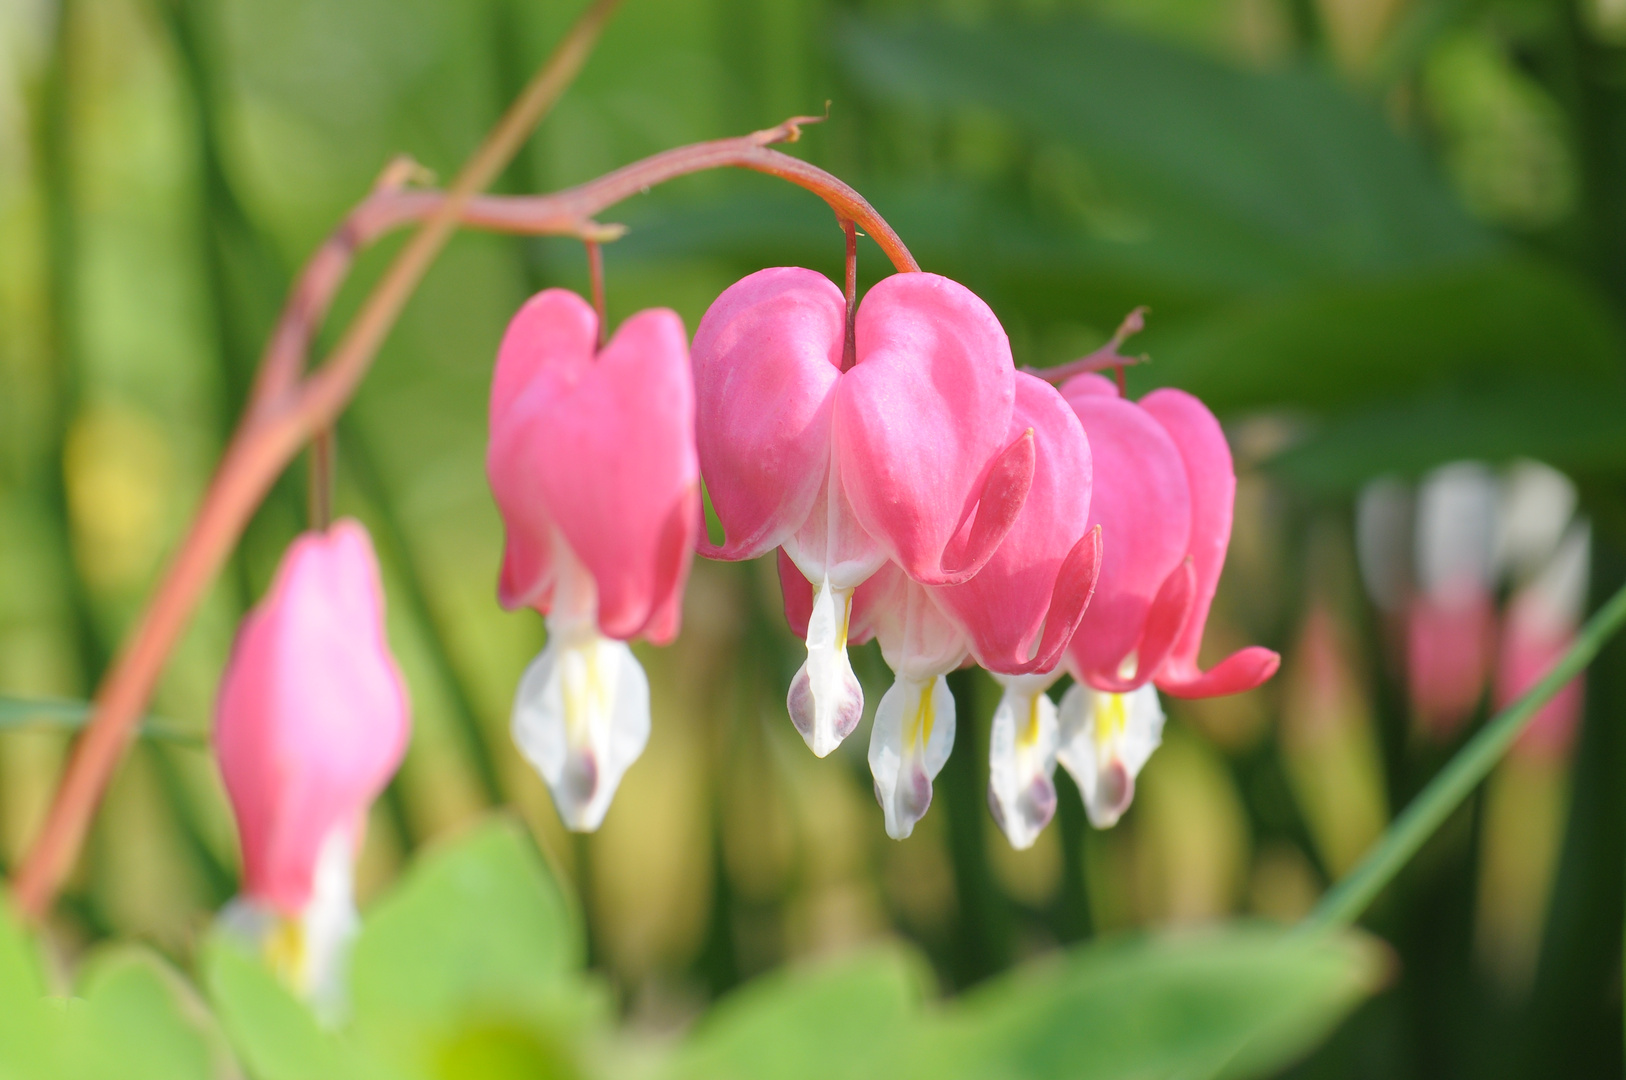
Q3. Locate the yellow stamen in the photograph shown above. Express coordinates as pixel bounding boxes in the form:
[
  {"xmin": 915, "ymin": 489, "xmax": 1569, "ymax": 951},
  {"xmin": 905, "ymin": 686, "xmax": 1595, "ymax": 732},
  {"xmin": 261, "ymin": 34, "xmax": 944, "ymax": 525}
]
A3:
[
  {"xmin": 263, "ymin": 917, "xmax": 306, "ymax": 990},
  {"xmin": 1018, "ymin": 693, "xmax": 1044, "ymax": 749},
  {"xmin": 836, "ymin": 590, "xmax": 852, "ymax": 651},
  {"xmin": 906, "ymin": 681, "xmax": 936, "ymax": 748},
  {"xmin": 1093, "ymin": 691, "xmax": 1128, "ymax": 753},
  {"xmin": 562, "ymin": 639, "xmax": 610, "ymax": 744}
]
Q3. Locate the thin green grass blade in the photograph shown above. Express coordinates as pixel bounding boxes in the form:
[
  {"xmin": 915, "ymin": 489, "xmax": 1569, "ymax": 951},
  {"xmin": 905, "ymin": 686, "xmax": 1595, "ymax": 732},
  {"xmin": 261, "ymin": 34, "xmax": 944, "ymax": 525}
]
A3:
[{"xmin": 1305, "ymin": 578, "xmax": 1626, "ymax": 930}]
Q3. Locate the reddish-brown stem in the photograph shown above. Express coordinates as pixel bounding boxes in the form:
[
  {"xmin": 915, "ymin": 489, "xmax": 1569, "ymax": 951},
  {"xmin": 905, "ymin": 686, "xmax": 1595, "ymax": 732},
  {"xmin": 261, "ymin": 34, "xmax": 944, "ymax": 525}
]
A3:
[
  {"xmin": 1028, "ymin": 306, "xmax": 1150, "ymax": 386},
  {"xmin": 10, "ymin": 73, "xmax": 921, "ymax": 918},
  {"xmin": 309, "ymin": 427, "xmax": 335, "ymax": 530},
  {"xmin": 585, "ymin": 239, "xmax": 606, "ymax": 350},
  {"xmin": 841, "ymin": 219, "xmax": 858, "ymax": 372}
]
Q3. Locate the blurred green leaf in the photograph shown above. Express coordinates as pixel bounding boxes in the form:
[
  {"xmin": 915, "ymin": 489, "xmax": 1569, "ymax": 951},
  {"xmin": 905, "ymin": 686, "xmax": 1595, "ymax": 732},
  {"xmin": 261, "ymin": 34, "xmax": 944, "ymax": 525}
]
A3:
[
  {"xmin": 66, "ymin": 947, "xmax": 233, "ymax": 1080},
  {"xmin": 664, "ymin": 944, "xmax": 933, "ymax": 1080},
  {"xmin": 348, "ymin": 817, "xmax": 598, "ymax": 1076},
  {"xmin": 1142, "ymin": 258, "xmax": 1626, "ymax": 413},
  {"xmin": 1268, "ymin": 375, "xmax": 1626, "ymax": 490},
  {"xmin": 0, "ymin": 895, "xmax": 54, "ymax": 1079},
  {"xmin": 200, "ymin": 937, "xmax": 364, "ymax": 1080},
  {"xmin": 841, "ymin": 16, "xmax": 1493, "ymax": 285},
  {"xmin": 918, "ymin": 926, "xmax": 1385, "ymax": 1080}
]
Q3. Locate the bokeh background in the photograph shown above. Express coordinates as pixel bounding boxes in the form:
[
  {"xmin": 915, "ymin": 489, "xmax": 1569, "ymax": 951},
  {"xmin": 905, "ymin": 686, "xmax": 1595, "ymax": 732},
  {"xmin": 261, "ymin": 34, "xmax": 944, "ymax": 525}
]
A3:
[{"xmin": 2, "ymin": 0, "xmax": 1625, "ymax": 1075}]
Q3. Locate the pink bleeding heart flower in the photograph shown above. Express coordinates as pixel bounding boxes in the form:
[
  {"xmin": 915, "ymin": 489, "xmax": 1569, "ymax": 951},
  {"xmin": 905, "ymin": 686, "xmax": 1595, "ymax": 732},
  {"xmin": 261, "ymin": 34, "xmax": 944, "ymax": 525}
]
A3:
[
  {"xmin": 1055, "ymin": 373, "xmax": 1278, "ymax": 828},
  {"xmin": 1498, "ymin": 522, "xmax": 1590, "ymax": 759},
  {"xmin": 488, "ymin": 288, "xmax": 699, "ymax": 831},
  {"xmin": 214, "ymin": 520, "xmax": 410, "ymax": 1009},
  {"xmin": 778, "ymin": 372, "xmax": 1101, "ymax": 844},
  {"xmin": 1407, "ymin": 462, "xmax": 1499, "ymax": 738},
  {"xmin": 693, "ymin": 267, "xmax": 1034, "ymax": 758},
  {"xmin": 929, "ymin": 372, "xmax": 1101, "ymax": 849}
]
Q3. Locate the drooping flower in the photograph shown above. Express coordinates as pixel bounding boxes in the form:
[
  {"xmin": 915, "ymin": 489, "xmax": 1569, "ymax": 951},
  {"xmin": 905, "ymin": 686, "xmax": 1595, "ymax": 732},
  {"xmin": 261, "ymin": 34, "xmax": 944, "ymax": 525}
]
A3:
[
  {"xmin": 693, "ymin": 268, "xmax": 1034, "ymax": 758},
  {"xmin": 926, "ymin": 372, "xmax": 1100, "ymax": 849},
  {"xmin": 488, "ymin": 288, "xmax": 699, "ymax": 831},
  {"xmin": 779, "ymin": 372, "xmax": 1101, "ymax": 843},
  {"xmin": 1055, "ymin": 374, "xmax": 1278, "ymax": 826},
  {"xmin": 213, "ymin": 520, "xmax": 410, "ymax": 1014}
]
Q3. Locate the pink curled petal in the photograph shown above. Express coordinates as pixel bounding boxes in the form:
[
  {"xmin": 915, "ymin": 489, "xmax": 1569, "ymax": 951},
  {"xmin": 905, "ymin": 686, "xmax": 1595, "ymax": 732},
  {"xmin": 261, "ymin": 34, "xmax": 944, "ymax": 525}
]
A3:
[
  {"xmin": 933, "ymin": 374, "xmax": 1093, "ymax": 669},
  {"xmin": 641, "ymin": 487, "xmax": 702, "ymax": 647},
  {"xmin": 1156, "ymin": 646, "xmax": 1281, "ymax": 699},
  {"xmin": 533, "ymin": 307, "xmax": 700, "ymax": 641},
  {"xmin": 692, "ymin": 267, "xmax": 843, "ymax": 561},
  {"xmin": 778, "ymin": 547, "xmax": 815, "ymax": 639},
  {"xmin": 497, "ymin": 526, "xmax": 554, "ymax": 612},
  {"xmin": 1065, "ymin": 395, "xmax": 1192, "ymax": 688},
  {"xmin": 837, "ymin": 272, "xmax": 1017, "ymax": 585},
  {"xmin": 1007, "ymin": 525, "xmax": 1103, "ymax": 676},
  {"xmin": 1060, "ymin": 371, "xmax": 1121, "ymax": 400},
  {"xmin": 1140, "ymin": 388, "xmax": 1245, "ymax": 691},
  {"xmin": 215, "ymin": 521, "xmax": 411, "ymax": 915},
  {"xmin": 1135, "ymin": 558, "xmax": 1198, "ymax": 683},
  {"xmin": 935, "ymin": 429, "xmax": 1036, "ymax": 585}
]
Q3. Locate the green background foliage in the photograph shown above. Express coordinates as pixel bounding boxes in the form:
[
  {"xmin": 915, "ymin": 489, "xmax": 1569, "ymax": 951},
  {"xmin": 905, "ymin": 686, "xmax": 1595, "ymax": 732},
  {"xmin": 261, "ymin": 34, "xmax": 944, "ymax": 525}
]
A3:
[{"xmin": 1, "ymin": 0, "xmax": 1624, "ymax": 1075}]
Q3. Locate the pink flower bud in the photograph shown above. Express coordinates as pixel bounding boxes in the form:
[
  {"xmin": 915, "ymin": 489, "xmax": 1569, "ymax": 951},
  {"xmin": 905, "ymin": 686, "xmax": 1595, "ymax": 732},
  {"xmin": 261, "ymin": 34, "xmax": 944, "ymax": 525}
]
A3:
[{"xmin": 214, "ymin": 520, "xmax": 410, "ymax": 916}]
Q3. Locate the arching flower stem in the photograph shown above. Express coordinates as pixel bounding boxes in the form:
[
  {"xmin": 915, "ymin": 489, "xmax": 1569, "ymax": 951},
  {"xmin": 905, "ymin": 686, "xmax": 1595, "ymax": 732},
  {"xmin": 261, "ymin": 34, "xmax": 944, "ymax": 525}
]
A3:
[{"xmin": 10, "ymin": 0, "xmax": 915, "ymax": 920}]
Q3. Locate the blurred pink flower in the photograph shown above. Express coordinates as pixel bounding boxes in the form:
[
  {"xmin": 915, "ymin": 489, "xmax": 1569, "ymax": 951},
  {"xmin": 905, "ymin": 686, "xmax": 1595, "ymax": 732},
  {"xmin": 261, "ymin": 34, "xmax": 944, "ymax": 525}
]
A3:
[
  {"xmin": 693, "ymin": 268, "xmax": 1034, "ymax": 756},
  {"xmin": 1499, "ymin": 523, "xmax": 1591, "ymax": 759},
  {"xmin": 487, "ymin": 288, "xmax": 699, "ymax": 830},
  {"xmin": 214, "ymin": 520, "xmax": 408, "ymax": 1012},
  {"xmin": 215, "ymin": 519, "xmax": 409, "ymax": 917}
]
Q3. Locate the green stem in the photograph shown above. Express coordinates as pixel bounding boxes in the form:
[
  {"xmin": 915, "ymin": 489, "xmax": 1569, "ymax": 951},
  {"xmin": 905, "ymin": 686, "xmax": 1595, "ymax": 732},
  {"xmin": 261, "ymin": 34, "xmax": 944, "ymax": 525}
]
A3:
[
  {"xmin": 0, "ymin": 696, "xmax": 206, "ymax": 748},
  {"xmin": 1304, "ymin": 578, "xmax": 1626, "ymax": 931}
]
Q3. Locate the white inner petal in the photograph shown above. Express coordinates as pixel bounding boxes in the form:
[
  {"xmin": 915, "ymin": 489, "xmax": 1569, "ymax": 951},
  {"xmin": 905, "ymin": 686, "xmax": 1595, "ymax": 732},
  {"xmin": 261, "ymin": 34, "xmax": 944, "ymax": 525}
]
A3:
[
  {"xmin": 1057, "ymin": 682, "xmax": 1165, "ymax": 829},
  {"xmin": 988, "ymin": 672, "xmax": 1061, "ymax": 851},
  {"xmin": 215, "ymin": 825, "xmax": 358, "ymax": 1027},
  {"xmin": 511, "ymin": 531, "xmax": 651, "ymax": 832},
  {"xmin": 868, "ymin": 673, "xmax": 956, "ymax": 840},
  {"xmin": 788, "ymin": 577, "xmax": 864, "ymax": 757}
]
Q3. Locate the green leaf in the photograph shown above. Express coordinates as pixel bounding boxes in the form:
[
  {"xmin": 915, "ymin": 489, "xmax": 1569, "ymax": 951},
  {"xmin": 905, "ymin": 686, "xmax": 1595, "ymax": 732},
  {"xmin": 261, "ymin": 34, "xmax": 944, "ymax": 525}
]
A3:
[
  {"xmin": 1268, "ymin": 375, "xmax": 1626, "ymax": 491},
  {"xmin": 0, "ymin": 894, "xmax": 54, "ymax": 1080},
  {"xmin": 200, "ymin": 936, "xmax": 364, "ymax": 1080},
  {"xmin": 841, "ymin": 16, "xmax": 1493, "ymax": 285},
  {"xmin": 663, "ymin": 944, "xmax": 933, "ymax": 1080},
  {"xmin": 919, "ymin": 926, "xmax": 1386, "ymax": 1080},
  {"xmin": 347, "ymin": 817, "xmax": 597, "ymax": 1075},
  {"xmin": 66, "ymin": 947, "xmax": 234, "ymax": 1080},
  {"xmin": 1141, "ymin": 258, "xmax": 1625, "ymax": 414}
]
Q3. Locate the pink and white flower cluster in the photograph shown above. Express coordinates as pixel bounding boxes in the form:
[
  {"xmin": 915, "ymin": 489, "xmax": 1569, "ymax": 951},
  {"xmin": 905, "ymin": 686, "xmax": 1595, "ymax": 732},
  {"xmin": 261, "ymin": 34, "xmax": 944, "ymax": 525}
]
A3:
[{"xmin": 487, "ymin": 266, "xmax": 1279, "ymax": 847}]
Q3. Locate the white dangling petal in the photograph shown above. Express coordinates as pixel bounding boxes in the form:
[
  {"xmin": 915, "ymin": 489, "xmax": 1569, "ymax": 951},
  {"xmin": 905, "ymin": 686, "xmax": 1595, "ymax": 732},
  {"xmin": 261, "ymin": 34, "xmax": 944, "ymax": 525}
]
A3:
[
  {"xmin": 1056, "ymin": 681, "xmax": 1164, "ymax": 829},
  {"xmin": 217, "ymin": 826, "xmax": 359, "ymax": 1027},
  {"xmin": 787, "ymin": 577, "xmax": 864, "ymax": 757},
  {"xmin": 868, "ymin": 674, "xmax": 956, "ymax": 840},
  {"xmin": 512, "ymin": 625, "xmax": 650, "ymax": 832},
  {"xmin": 987, "ymin": 672, "xmax": 1061, "ymax": 850}
]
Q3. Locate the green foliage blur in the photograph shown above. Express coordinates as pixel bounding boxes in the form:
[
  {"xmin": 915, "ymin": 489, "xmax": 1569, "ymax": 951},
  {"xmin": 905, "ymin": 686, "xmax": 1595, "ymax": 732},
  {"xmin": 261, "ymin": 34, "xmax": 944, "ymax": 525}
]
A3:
[{"xmin": 1, "ymin": 0, "xmax": 1625, "ymax": 1076}]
